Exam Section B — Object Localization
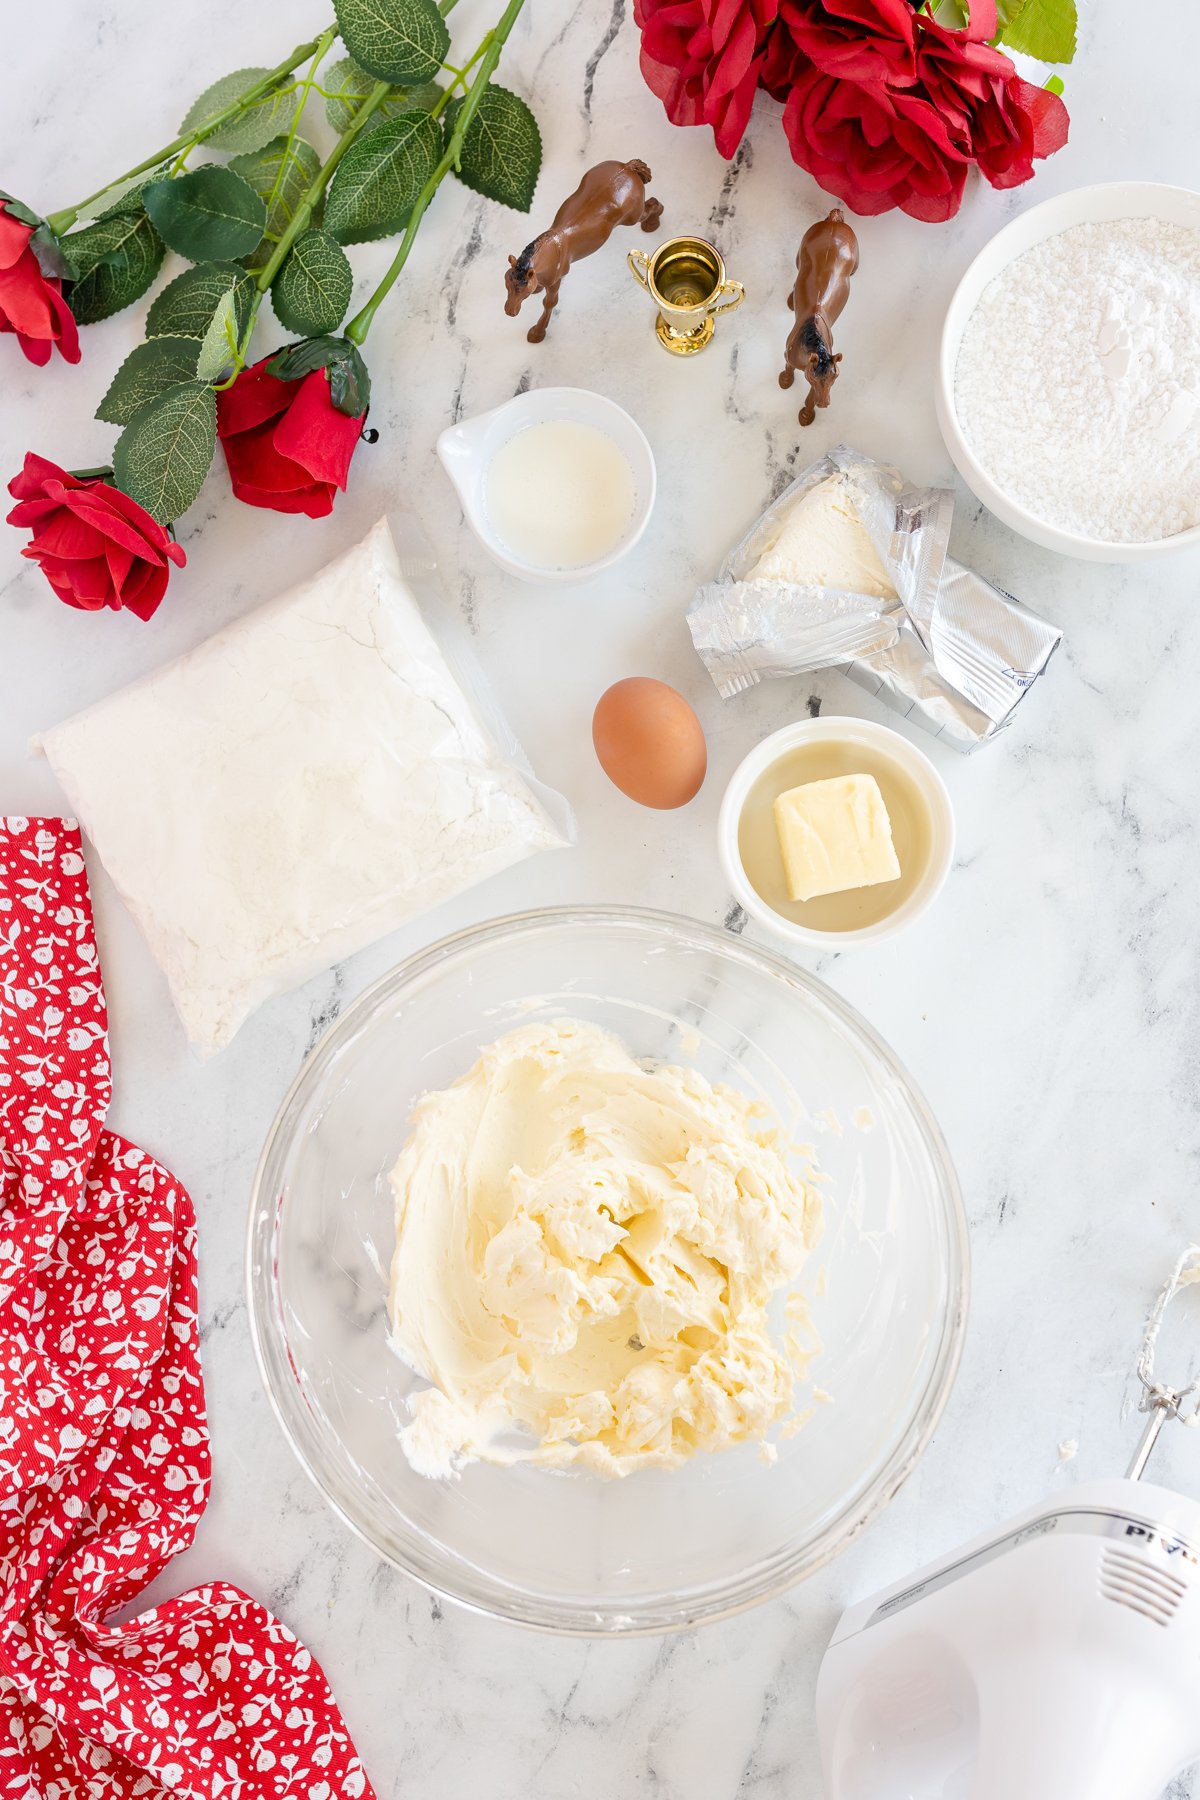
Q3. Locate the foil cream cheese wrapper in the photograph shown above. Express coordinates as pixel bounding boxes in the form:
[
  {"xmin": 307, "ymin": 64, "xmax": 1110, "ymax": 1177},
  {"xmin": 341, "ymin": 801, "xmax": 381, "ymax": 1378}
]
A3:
[{"xmin": 688, "ymin": 445, "xmax": 1063, "ymax": 750}]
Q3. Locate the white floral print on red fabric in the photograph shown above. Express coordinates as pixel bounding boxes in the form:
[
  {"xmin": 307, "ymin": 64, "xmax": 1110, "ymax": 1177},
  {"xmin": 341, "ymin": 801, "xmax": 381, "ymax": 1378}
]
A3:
[{"xmin": 0, "ymin": 818, "xmax": 374, "ymax": 1800}]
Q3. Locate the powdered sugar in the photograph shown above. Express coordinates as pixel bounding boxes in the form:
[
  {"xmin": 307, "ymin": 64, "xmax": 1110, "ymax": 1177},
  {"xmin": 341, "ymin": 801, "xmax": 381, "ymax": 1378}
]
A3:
[{"xmin": 954, "ymin": 217, "xmax": 1200, "ymax": 543}]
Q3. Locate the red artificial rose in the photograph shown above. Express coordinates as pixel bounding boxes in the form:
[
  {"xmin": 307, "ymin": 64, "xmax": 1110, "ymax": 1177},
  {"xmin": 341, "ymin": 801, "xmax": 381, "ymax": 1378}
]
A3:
[
  {"xmin": 916, "ymin": 13, "xmax": 1069, "ymax": 190},
  {"xmin": 634, "ymin": 0, "xmax": 779, "ymax": 159},
  {"xmin": 6, "ymin": 453, "xmax": 185, "ymax": 621},
  {"xmin": 761, "ymin": 0, "xmax": 916, "ymax": 96},
  {"xmin": 0, "ymin": 201, "xmax": 79, "ymax": 368},
  {"xmin": 781, "ymin": 63, "xmax": 969, "ymax": 222},
  {"xmin": 216, "ymin": 357, "xmax": 366, "ymax": 517}
]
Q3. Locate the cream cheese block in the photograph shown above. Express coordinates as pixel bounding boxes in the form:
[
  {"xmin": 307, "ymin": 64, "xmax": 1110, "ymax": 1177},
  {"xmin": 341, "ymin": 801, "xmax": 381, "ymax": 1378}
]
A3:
[{"xmin": 748, "ymin": 474, "xmax": 896, "ymax": 598}]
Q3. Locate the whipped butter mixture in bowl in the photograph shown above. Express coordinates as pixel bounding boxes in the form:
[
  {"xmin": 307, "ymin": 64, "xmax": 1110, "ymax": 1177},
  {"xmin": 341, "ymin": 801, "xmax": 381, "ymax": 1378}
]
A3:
[
  {"xmin": 389, "ymin": 1018, "xmax": 822, "ymax": 1479},
  {"xmin": 248, "ymin": 908, "xmax": 965, "ymax": 1632}
]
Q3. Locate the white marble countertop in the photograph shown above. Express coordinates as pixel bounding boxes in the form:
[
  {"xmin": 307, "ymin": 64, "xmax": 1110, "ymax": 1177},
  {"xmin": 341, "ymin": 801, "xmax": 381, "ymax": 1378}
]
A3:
[{"xmin": 4, "ymin": 1, "xmax": 1200, "ymax": 1793}]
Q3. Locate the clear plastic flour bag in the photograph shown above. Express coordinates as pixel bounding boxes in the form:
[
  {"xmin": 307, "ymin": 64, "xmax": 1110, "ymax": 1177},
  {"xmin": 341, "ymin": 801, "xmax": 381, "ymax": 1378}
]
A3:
[{"xmin": 35, "ymin": 515, "xmax": 574, "ymax": 1055}]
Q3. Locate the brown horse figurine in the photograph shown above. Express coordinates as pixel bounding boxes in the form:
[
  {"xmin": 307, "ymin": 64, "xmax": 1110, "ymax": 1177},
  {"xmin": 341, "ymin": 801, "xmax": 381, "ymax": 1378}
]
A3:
[
  {"xmin": 505, "ymin": 159, "xmax": 663, "ymax": 343},
  {"xmin": 780, "ymin": 208, "xmax": 860, "ymax": 427}
]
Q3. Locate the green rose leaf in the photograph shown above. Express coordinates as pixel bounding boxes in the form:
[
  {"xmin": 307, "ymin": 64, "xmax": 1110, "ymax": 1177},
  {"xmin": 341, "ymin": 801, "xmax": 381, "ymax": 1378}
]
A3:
[
  {"xmin": 146, "ymin": 262, "xmax": 255, "ymax": 340},
  {"xmin": 0, "ymin": 191, "xmax": 77, "ymax": 280},
  {"xmin": 333, "ymin": 0, "xmax": 449, "ymax": 86},
  {"xmin": 447, "ymin": 84, "xmax": 541, "ymax": 213},
  {"xmin": 30, "ymin": 226, "xmax": 77, "ymax": 284},
  {"xmin": 272, "ymin": 229, "xmax": 354, "ymax": 335},
  {"xmin": 96, "ymin": 337, "xmax": 201, "ymax": 426},
  {"xmin": 143, "ymin": 165, "xmax": 267, "ymax": 264},
  {"xmin": 267, "ymin": 334, "xmax": 371, "ymax": 416},
  {"xmin": 266, "ymin": 335, "xmax": 351, "ymax": 378},
  {"xmin": 0, "ymin": 191, "xmax": 41, "ymax": 230},
  {"xmin": 179, "ymin": 67, "xmax": 296, "ymax": 154},
  {"xmin": 323, "ymin": 53, "xmax": 440, "ymax": 134},
  {"xmin": 324, "ymin": 109, "xmax": 441, "ymax": 244},
  {"xmin": 323, "ymin": 54, "xmax": 378, "ymax": 132},
  {"xmin": 65, "ymin": 209, "xmax": 166, "ymax": 325},
  {"xmin": 229, "ymin": 135, "xmax": 322, "ymax": 273},
  {"xmin": 195, "ymin": 288, "xmax": 241, "ymax": 382},
  {"xmin": 86, "ymin": 167, "xmax": 174, "ymax": 223},
  {"xmin": 113, "ymin": 381, "xmax": 217, "ymax": 526},
  {"xmin": 995, "ymin": 0, "xmax": 1077, "ymax": 60},
  {"xmin": 328, "ymin": 349, "xmax": 370, "ymax": 417}
]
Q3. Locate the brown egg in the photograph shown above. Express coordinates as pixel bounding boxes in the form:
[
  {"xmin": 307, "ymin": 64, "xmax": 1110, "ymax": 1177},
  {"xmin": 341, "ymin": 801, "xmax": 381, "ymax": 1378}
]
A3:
[{"xmin": 592, "ymin": 677, "xmax": 708, "ymax": 810}]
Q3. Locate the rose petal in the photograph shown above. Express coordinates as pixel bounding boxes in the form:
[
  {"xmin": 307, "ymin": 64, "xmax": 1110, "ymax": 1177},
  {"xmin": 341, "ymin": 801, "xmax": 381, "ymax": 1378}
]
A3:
[
  {"xmin": 61, "ymin": 490, "xmax": 168, "ymax": 566},
  {"xmin": 119, "ymin": 559, "xmax": 170, "ymax": 621},
  {"xmin": 215, "ymin": 361, "xmax": 292, "ymax": 438},
  {"xmin": 224, "ymin": 424, "xmax": 315, "ymax": 496},
  {"xmin": 637, "ymin": 0, "xmax": 775, "ymax": 156},
  {"xmin": 43, "ymin": 553, "xmax": 117, "ymax": 607},
  {"xmin": 711, "ymin": 79, "xmax": 759, "ymax": 157},
  {"xmin": 0, "ymin": 208, "xmax": 32, "ymax": 271},
  {"xmin": 776, "ymin": 0, "xmax": 917, "ymax": 85},
  {"xmin": 707, "ymin": 6, "xmax": 761, "ymax": 94},
  {"xmin": 100, "ymin": 484, "xmax": 182, "ymax": 560},
  {"xmin": 960, "ymin": 0, "xmax": 998, "ymax": 39},
  {"xmin": 230, "ymin": 479, "xmax": 335, "ymax": 517},
  {"xmin": 104, "ymin": 543, "xmax": 135, "ymax": 594},
  {"xmin": 12, "ymin": 328, "xmax": 52, "ymax": 367},
  {"xmin": 1007, "ymin": 76, "xmax": 1070, "ymax": 158},
  {"xmin": 22, "ymin": 509, "xmax": 107, "ymax": 562},
  {"xmin": 38, "ymin": 561, "xmax": 106, "ymax": 613},
  {"xmin": 0, "ymin": 255, "xmax": 58, "ymax": 340},
  {"xmin": 271, "ymin": 370, "xmax": 364, "ymax": 490},
  {"xmin": 7, "ymin": 453, "xmax": 75, "ymax": 504},
  {"xmin": 45, "ymin": 283, "xmax": 81, "ymax": 365}
]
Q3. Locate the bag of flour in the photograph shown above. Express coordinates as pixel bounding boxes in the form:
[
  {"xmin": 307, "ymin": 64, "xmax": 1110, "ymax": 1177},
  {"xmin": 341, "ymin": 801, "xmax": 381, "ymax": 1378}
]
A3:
[{"xmin": 36, "ymin": 517, "xmax": 573, "ymax": 1054}]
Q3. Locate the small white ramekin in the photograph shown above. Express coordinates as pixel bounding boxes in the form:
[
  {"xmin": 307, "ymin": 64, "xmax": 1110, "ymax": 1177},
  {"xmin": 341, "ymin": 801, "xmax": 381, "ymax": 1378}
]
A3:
[
  {"xmin": 436, "ymin": 386, "xmax": 656, "ymax": 584},
  {"xmin": 718, "ymin": 716, "xmax": 955, "ymax": 950},
  {"xmin": 937, "ymin": 180, "xmax": 1200, "ymax": 564}
]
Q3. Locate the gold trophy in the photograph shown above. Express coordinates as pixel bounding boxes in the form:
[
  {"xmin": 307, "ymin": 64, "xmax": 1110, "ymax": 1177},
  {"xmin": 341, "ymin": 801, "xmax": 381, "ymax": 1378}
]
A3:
[{"xmin": 627, "ymin": 235, "xmax": 744, "ymax": 355}]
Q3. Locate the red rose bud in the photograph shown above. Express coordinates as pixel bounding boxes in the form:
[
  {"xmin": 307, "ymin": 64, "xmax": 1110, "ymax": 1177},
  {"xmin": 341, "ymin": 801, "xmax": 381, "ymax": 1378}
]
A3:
[
  {"xmin": 781, "ymin": 65, "xmax": 970, "ymax": 222},
  {"xmin": 6, "ymin": 453, "xmax": 185, "ymax": 621},
  {"xmin": 761, "ymin": 0, "xmax": 918, "ymax": 96},
  {"xmin": 0, "ymin": 199, "xmax": 80, "ymax": 368},
  {"xmin": 216, "ymin": 354, "xmax": 367, "ymax": 518},
  {"xmin": 634, "ymin": 0, "xmax": 780, "ymax": 160}
]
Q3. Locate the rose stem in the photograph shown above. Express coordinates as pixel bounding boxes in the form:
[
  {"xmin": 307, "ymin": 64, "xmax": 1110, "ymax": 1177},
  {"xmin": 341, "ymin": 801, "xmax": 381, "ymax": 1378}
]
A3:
[
  {"xmin": 219, "ymin": 77, "xmax": 394, "ymax": 380},
  {"xmin": 343, "ymin": 0, "xmax": 529, "ymax": 347},
  {"xmin": 44, "ymin": 30, "xmax": 335, "ymax": 236}
]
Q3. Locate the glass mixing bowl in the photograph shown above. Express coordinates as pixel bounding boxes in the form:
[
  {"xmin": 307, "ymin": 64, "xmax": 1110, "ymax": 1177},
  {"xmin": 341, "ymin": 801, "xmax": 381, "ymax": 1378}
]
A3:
[{"xmin": 247, "ymin": 908, "xmax": 967, "ymax": 1634}]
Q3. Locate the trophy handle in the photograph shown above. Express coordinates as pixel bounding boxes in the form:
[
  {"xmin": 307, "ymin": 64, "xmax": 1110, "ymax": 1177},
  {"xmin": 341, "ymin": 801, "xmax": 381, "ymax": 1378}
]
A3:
[
  {"xmin": 710, "ymin": 280, "xmax": 744, "ymax": 316},
  {"xmin": 627, "ymin": 248, "xmax": 652, "ymax": 291}
]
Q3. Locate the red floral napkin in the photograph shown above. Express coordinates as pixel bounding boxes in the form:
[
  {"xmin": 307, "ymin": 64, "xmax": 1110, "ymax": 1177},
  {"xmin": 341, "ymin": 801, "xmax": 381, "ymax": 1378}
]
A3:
[{"xmin": 0, "ymin": 817, "xmax": 375, "ymax": 1799}]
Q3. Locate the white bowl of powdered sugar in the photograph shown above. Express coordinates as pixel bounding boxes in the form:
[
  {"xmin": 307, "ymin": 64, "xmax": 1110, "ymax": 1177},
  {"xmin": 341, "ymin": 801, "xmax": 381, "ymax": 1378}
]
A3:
[{"xmin": 938, "ymin": 182, "xmax": 1200, "ymax": 561}]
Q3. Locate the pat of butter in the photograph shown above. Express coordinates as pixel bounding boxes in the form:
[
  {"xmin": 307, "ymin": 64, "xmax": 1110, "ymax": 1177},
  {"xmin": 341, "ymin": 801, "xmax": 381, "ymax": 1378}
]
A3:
[{"xmin": 773, "ymin": 773, "xmax": 901, "ymax": 903}]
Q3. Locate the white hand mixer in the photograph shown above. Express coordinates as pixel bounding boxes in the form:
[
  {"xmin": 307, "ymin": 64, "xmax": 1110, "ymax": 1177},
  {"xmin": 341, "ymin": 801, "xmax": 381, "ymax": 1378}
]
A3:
[{"xmin": 817, "ymin": 1247, "xmax": 1200, "ymax": 1799}]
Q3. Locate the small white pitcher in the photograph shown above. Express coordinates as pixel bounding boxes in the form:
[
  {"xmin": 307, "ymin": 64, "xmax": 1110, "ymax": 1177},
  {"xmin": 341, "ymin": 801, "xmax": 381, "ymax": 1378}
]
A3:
[{"xmin": 436, "ymin": 386, "xmax": 657, "ymax": 584}]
